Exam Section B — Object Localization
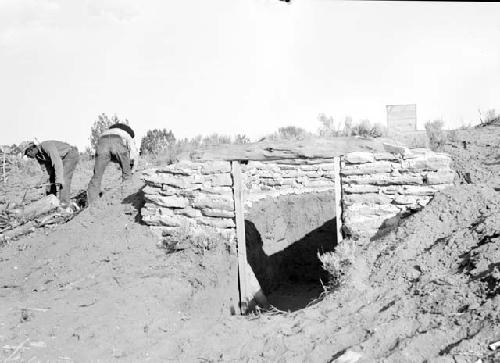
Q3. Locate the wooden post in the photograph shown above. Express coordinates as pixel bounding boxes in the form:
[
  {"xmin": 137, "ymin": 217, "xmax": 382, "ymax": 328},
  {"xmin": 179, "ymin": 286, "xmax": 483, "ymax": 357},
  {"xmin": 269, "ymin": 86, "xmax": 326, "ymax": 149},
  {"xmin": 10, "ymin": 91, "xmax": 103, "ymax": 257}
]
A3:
[
  {"xmin": 231, "ymin": 161, "xmax": 249, "ymax": 314},
  {"xmin": 334, "ymin": 156, "xmax": 343, "ymax": 243}
]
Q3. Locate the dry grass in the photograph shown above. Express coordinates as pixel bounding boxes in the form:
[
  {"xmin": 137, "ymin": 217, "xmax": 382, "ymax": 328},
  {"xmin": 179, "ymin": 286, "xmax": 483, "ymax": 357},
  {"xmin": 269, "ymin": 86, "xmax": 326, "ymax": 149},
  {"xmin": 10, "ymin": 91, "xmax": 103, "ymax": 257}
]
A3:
[{"xmin": 318, "ymin": 239, "xmax": 357, "ymax": 287}]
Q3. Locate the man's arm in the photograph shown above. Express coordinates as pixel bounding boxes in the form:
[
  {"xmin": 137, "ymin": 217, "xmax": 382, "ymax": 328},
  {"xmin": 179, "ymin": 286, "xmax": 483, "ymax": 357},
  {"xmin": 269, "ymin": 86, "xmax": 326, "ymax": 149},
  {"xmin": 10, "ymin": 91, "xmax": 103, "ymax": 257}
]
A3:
[{"xmin": 40, "ymin": 142, "xmax": 64, "ymax": 186}]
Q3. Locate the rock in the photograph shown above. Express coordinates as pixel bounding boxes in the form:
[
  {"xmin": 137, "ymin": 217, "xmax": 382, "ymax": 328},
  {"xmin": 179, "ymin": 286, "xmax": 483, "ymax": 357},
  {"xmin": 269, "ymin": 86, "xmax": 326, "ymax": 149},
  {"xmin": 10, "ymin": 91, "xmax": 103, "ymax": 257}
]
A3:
[
  {"xmin": 197, "ymin": 217, "xmax": 235, "ymax": 229},
  {"xmin": 343, "ymin": 184, "xmax": 380, "ymax": 194},
  {"xmin": 261, "ymin": 178, "xmax": 285, "ymax": 187},
  {"xmin": 175, "ymin": 208, "xmax": 202, "ymax": 218},
  {"xmin": 277, "ymin": 164, "xmax": 299, "ymax": 170},
  {"xmin": 332, "ymin": 350, "xmax": 364, "ymax": 363},
  {"xmin": 192, "ymin": 195, "xmax": 234, "ymax": 211},
  {"xmin": 143, "ymin": 185, "xmax": 161, "ymax": 195},
  {"xmin": 142, "ymin": 210, "xmax": 184, "ymax": 227},
  {"xmin": 432, "ymin": 183, "xmax": 454, "ymax": 191},
  {"xmin": 401, "ymin": 153, "xmax": 452, "ymax": 172},
  {"xmin": 159, "ymin": 187, "xmax": 182, "ymax": 196},
  {"xmin": 162, "ymin": 174, "xmax": 192, "ymax": 188},
  {"xmin": 201, "ymin": 161, "xmax": 231, "ymax": 174},
  {"xmin": 344, "ymin": 173, "xmax": 423, "ymax": 185},
  {"xmin": 399, "ymin": 185, "xmax": 438, "ymax": 196},
  {"xmin": 301, "ymin": 179, "xmax": 335, "ymax": 188},
  {"xmin": 373, "ymin": 152, "xmax": 399, "ymax": 161},
  {"xmin": 343, "ymin": 152, "xmax": 375, "ymax": 164},
  {"xmin": 318, "ymin": 163, "xmax": 336, "ymax": 171},
  {"xmin": 156, "ymin": 166, "xmax": 193, "ymax": 176},
  {"xmin": 341, "ymin": 161, "xmax": 393, "ymax": 176},
  {"xmin": 300, "ymin": 165, "xmax": 320, "ymax": 171},
  {"xmin": 344, "ymin": 193, "xmax": 393, "ymax": 206},
  {"xmin": 157, "ymin": 215, "xmax": 184, "ymax": 227},
  {"xmin": 280, "ymin": 170, "xmax": 305, "ymax": 178},
  {"xmin": 383, "ymin": 143, "xmax": 413, "ymax": 158},
  {"xmin": 393, "ymin": 195, "xmax": 419, "ymax": 205},
  {"xmin": 200, "ymin": 186, "xmax": 233, "ymax": 196},
  {"xmin": 202, "ymin": 208, "xmax": 235, "ymax": 218},
  {"xmin": 211, "ymin": 173, "xmax": 233, "ymax": 187},
  {"xmin": 145, "ymin": 195, "xmax": 189, "ymax": 208},
  {"xmin": 304, "ymin": 171, "xmax": 324, "ymax": 178},
  {"xmin": 344, "ymin": 203, "xmax": 400, "ymax": 217},
  {"xmin": 426, "ymin": 170, "xmax": 456, "ymax": 185}
]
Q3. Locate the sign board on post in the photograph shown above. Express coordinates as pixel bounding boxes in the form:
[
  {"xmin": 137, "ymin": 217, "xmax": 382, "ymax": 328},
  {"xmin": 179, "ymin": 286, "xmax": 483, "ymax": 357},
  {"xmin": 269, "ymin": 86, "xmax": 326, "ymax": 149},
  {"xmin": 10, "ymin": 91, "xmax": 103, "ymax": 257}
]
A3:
[{"xmin": 386, "ymin": 104, "xmax": 417, "ymax": 133}]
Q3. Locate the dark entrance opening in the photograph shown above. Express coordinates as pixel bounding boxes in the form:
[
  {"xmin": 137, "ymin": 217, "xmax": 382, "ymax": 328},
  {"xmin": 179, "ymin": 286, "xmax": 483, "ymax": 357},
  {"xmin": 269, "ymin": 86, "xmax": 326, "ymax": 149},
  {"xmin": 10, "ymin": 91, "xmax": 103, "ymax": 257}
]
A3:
[{"xmin": 244, "ymin": 191, "xmax": 338, "ymax": 312}]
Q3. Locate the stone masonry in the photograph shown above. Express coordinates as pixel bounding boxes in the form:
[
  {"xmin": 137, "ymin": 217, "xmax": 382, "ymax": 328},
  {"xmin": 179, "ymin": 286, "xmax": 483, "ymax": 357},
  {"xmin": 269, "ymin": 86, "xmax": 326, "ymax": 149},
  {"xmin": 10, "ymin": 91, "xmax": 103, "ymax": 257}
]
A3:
[
  {"xmin": 141, "ymin": 161, "xmax": 236, "ymax": 241},
  {"xmin": 141, "ymin": 144, "xmax": 455, "ymax": 243},
  {"xmin": 341, "ymin": 146, "xmax": 455, "ymax": 238}
]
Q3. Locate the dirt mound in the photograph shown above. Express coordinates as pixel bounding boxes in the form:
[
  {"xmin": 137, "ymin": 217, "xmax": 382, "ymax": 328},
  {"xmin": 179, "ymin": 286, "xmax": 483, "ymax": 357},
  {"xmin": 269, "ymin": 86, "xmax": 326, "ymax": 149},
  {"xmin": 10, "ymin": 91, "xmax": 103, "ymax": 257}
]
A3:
[
  {"xmin": 360, "ymin": 185, "xmax": 500, "ymax": 361},
  {"xmin": 172, "ymin": 185, "xmax": 500, "ymax": 362},
  {"xmin": 0, "ymin": 175, "xmax": 237, "ymax": 361},
  {"xmin": 442, "ymin": 121, "xmax": 500, "ymax": 188}
]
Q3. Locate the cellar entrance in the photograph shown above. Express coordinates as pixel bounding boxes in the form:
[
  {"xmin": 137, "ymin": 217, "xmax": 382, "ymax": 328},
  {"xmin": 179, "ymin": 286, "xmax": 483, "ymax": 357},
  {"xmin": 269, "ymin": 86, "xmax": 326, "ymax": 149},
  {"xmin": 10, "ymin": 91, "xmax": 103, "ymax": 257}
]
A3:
[{"xmin": 244, "ymin": 191, "xmax": 339, "ymax": 312}]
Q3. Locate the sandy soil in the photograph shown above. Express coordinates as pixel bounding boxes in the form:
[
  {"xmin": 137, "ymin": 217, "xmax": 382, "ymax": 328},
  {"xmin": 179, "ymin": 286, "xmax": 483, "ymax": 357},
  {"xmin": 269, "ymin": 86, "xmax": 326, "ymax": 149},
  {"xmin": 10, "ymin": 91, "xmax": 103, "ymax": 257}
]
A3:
[{"xmin": 0, "ymin": 123, "xmax": 499, "ymax": 362}]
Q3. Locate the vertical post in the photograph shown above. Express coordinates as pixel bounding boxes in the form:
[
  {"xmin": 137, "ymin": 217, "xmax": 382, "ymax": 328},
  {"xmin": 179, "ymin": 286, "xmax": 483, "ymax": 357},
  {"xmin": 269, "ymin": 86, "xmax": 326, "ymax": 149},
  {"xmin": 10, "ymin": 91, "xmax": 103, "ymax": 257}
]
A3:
[
  {"xmin": 334, "ymin": 156, "xmax": 343, "ymax": 243},
  {"xmin": 231, "ymin": 161, "xmax": 249, "ymax": 314}
]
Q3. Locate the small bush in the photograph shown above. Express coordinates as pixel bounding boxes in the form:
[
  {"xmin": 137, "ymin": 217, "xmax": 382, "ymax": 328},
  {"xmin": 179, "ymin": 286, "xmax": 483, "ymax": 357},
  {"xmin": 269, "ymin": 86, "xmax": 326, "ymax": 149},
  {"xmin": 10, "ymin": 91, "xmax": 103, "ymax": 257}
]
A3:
[
  {"xmin": 369, "ymin": 123, "xmax": 386, "ymax": 138},
  {"xmin": 160, "ymin": 224, "xmax": 228, "ymax": 255},
  {"xmin": 234, "ymin": 134, "xmax": 250, "ymax": 144},
  {"xmin": 140, "ymin": 129, "xmax": 176, "ymax": 155},
  {"xmin": 318, "ymin": 113, "xmax": 340, "ymax": 137},
  {"xmin": 90, "ymin": 113, "xmax": 129, "ymax": 152},
  {"xmin": 318, "ymin": 239, "xmax": 357, "ymax": 288},
  {"xmin": 425, "ymin": 119, "xmax": 446, "ymax": 151},
  {"xmin": 277, "ymin": 126, "xmax": 309, "ymax": 140}
]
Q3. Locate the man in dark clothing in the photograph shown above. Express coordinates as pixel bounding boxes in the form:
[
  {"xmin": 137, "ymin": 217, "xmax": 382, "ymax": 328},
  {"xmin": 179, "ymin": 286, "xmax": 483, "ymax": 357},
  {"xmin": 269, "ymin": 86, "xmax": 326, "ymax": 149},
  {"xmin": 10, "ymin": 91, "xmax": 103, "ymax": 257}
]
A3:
[
  {"xmin": 24, "ymin": 141, "xmax": 80, "ymax": 205},
  {"xmin": 87, "ymin": 123, "xmax": 138, "ymax": 204}
]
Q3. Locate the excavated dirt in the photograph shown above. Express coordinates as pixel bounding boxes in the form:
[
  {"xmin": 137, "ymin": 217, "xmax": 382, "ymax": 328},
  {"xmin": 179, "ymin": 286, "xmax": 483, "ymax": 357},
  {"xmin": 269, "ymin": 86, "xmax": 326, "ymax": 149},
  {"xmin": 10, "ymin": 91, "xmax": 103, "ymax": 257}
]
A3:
[{"xmin": 0, "ymin": 124, "xmax": 499, "ymax": 361}]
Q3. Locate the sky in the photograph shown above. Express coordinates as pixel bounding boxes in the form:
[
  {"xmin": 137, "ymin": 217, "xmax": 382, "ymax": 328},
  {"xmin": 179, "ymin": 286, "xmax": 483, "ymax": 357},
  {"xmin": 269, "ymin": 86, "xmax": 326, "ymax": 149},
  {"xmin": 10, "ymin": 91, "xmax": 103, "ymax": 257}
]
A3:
[{"xmin": 1, "ymin": 0, "xmax": 499, "ymax": 150}]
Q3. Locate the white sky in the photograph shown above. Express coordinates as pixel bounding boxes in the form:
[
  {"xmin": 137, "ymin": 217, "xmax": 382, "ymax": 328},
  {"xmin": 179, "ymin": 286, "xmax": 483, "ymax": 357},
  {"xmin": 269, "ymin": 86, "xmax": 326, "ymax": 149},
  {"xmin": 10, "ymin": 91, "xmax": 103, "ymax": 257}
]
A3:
[{"xmin": 1, "ymin": 0, "xmax": 499, "ymax": 150}]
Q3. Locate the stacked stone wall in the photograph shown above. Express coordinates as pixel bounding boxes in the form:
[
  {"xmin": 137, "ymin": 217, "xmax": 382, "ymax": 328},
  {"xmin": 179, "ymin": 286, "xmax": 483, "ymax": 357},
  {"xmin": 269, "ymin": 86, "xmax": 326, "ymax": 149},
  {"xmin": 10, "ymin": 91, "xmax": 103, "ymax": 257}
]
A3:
[
  {"xmin": 241, "ymin": 160, "xmax": 336, "ymax": 210},
  {"xmin": 141, "ymin": 146, "xmax": 455, "ymax": 243},
  {"xmin": 341, "ymin": 147, "xmax": 455, "ymax": 238},
  {"xmin": 141, "ymin": 161, "xmax": 236, "ymax": 240}
]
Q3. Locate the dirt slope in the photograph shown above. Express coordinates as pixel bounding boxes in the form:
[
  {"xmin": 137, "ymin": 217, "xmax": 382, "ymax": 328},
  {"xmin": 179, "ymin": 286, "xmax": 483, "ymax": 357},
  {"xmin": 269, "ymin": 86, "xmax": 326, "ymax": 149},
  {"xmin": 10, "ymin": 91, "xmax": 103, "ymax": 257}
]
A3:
[
  {"xmin": 0, "ymin": 176, "xmax": 237, "ymax": 361},
  {"xmin": 1, "ymin": 124, "xmax": 499, "ymax": 362}
]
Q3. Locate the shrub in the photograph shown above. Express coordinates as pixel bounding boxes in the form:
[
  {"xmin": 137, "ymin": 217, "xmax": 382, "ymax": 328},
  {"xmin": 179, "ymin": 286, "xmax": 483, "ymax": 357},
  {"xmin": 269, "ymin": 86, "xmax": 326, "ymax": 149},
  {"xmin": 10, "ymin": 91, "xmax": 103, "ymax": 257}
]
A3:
[
  {"xmin": 201, "ymin": 134, "xmax": 232, "ymax": 146},
  {"xmin": 89, "ymin": 113, "xmax": 129, "ymax": 152},
  {"xmin": 318, "ymin": 239, "xmax": 357, "ymax": 288},
  {"xmin": 357, "ymin": 119, "xmax": 372, "ymax": 137},
  {"xmin": 140, "ymin": 129, "xmax": 176, "ymax": 155},
  {"xmin": 479, "ymin": 108, "xmax": 500, "ymax": 126},
  {"xmin": 234, "ymin": 134, "xmax": 250, "ymax": 144},
  {"xmin": 276, "ymin": 126, "xmax": 309, "ymax": 140},
  {"xmin": 343, "ymin": 116, "xmax": 353, "ymax": 136},
  {"xmin": 318, "ymin": 113, "xmax": 339, "ymax": 137},
  {"xmin": 369, "ymin": 123, "xmax": 386, "ymax": 138},
  {"xmin": 425, "ymin": 119, "xmax": 446, "ymax": 151}
]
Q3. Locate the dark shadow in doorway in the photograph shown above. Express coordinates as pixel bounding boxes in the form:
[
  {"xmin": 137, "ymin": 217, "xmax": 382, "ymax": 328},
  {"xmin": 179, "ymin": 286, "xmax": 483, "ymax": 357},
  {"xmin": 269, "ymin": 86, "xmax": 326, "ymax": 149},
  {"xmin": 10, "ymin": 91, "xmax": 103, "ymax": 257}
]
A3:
[{"xmin": 245, "ymin": 218, "xmax": 338, "ymax": 312}]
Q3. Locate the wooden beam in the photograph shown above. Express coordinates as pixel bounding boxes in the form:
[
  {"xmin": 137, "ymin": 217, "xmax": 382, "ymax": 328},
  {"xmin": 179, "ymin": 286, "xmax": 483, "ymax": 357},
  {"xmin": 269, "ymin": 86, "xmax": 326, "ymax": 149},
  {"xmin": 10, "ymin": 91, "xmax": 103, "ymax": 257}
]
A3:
[
  {"xmin": 334, "ymin": 156, "xmax": 343, "ymax": 243},
  {"xmin": 191, "ymin": 137, "xmax": 389, "ymax": 162},
  {"xmin": 231, "ymin": 161, "xmax": 249, "ymax": 314},
  {"xmin": 8, "ymin": 195, "xmax": 60, "ymax": 222}
]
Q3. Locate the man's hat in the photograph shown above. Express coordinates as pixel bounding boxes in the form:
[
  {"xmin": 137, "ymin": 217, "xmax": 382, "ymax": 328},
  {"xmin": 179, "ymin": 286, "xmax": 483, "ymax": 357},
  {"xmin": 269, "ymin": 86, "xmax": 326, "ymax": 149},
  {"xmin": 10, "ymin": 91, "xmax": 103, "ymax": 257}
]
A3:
[
  {"xmin": 23, "ymin": 142, "xmax": 38, "ymax": 157},
  {"xmin": 109, "ymin": 123, "xmax": 135, "ymax": 139}
]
